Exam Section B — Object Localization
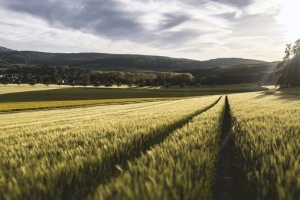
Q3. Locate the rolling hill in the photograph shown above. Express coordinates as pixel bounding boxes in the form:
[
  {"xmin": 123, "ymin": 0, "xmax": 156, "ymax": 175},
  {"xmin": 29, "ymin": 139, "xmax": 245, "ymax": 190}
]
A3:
[{"xmin": 0, "ymin": 46, "xmax": 265, "ymax": 71}]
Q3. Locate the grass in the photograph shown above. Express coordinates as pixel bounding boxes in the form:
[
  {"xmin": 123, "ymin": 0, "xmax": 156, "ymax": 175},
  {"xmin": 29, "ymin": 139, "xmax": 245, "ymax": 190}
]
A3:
[{"xmin": 0, "ymin": 84, "xmax": 267, "ymax": 111}]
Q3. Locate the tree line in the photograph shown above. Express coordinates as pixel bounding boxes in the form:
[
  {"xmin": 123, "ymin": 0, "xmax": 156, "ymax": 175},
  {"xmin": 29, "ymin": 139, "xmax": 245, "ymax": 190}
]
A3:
[{"xmin": 0, "ymin": 65, "xmax": 195, "ymax": 87}]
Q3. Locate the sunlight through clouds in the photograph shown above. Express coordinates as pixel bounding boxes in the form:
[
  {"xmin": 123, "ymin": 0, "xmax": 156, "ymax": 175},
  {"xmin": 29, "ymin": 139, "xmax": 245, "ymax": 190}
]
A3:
[{"xmin": 274, "ymin": 0, "xmax": 300, "ymax": 42}]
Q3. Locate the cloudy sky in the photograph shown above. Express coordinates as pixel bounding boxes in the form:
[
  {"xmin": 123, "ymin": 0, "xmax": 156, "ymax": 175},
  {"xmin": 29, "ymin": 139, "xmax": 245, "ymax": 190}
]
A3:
[{"xmin": 0, "ymin": 0, "xmax": 299, "ymax": 61}]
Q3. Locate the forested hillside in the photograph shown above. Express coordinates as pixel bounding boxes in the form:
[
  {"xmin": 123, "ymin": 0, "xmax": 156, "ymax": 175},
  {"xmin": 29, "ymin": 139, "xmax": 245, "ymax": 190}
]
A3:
[
  {"xmin": 0, "ymin": 47, "xmax": 264, "ymax": 71},
  {"xmin": 0, "ymin": 46, "xmax": 275, "ymax": 85},
  {"xmin": 0, "ymin": 46, "xmax": 16, "ymax": 53}
]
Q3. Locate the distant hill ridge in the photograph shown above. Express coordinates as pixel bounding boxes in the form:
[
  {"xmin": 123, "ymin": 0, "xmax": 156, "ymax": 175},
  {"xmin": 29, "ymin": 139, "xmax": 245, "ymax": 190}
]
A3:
[
  {"xmin": 0, "ymin": 46, "xmax": 17, "ymax": 53},
  {"xmin": 0, "ymin": 46, "xmax": 266, "ymax": 71}
]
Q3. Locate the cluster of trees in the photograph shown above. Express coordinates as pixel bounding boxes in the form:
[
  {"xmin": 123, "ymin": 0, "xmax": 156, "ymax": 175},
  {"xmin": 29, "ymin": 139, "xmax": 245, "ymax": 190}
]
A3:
[
  {"xmin": 1, "ymin": 65, "xmax": 92, "ymax": 85},
  {"xmin": 276, "ymin": 38, "xmax": 300, "ymax": 88},
  {"xmin": 177, "ymin": 62, "xmax": 277, "ymax": 85},
  {"xmin": 194, "ymin": 73, "xmax": 275, "ymax": 85},
  {"xmin": 0, "ymin": 65, "xmax": 195, "ymax": 87}
]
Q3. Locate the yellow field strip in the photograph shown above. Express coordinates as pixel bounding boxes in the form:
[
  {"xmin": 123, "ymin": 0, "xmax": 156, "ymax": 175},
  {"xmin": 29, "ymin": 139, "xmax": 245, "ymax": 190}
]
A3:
[{"xmin": 0, "ymin": 98, "xmax": 173, "ymax": 112}]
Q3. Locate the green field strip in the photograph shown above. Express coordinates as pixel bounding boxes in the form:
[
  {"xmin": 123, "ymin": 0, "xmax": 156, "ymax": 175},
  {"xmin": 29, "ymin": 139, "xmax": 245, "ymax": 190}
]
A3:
[{"xmin": 88, "ymin": 97, "xmax": 225, "ymax": 200}]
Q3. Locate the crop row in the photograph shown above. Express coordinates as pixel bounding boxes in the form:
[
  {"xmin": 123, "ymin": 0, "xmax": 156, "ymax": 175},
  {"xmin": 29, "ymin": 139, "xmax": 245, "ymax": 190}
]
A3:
[
  {"xmin": 0, "ymin": 96, "xmax": 220, "ymax": 199},
  {"xmin": 88, "ymin": 96, "xmax": 225, "ymax": 200},
  {"xmin": 229, "ymin": 92, "xmax": 300, "ymax": 199}
]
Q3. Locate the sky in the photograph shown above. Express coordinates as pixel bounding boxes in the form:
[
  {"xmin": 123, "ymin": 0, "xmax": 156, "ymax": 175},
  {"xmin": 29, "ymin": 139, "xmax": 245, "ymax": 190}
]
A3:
[{"xmin": 0, "ymin": 0, "xmax": 299, "ymax": 62}]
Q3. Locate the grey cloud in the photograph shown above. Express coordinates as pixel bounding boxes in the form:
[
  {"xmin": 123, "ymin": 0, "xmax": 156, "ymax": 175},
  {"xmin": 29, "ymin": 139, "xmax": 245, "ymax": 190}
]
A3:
[
  {"xmin": 210, "ymin": 0, "xmax": 253, "ymax": 7},
  {"xmin": 0, "ymin": 0, "xmax": 217, "ymax": 49},
  {"xmin": 2, "ymin": 0, "xmax": 144, "ymax": 40},
  {"xmin": 215, "ymin": 12, "xmax": 237, "ymax": 20},
  {"xmin": 159, "ymin": 13, "xmax": 190, "ymax": 30},
  {"xmin": 142, "ymin": 29, "xmax": 203, "ymax": 49}
]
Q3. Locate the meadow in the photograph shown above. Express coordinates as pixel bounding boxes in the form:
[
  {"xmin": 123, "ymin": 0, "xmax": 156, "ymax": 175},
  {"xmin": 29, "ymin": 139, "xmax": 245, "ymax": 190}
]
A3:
[{"xmin": 0, "ymin": 85, "xmax": 299, "ymax": 200}]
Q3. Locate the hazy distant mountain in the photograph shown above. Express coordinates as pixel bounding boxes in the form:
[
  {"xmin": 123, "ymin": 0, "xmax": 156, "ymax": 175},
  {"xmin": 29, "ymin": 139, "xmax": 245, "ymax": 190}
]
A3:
[
  {"xmin": 0, "ymin": 46, "xmax": 17, "ymax": 53},
  {"xmin": 0, "ymin": 47, "xmax": 266, "ymax": 71}
]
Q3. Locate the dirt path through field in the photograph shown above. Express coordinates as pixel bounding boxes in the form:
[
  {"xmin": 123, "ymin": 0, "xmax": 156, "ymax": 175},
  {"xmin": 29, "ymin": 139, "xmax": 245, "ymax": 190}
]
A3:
[{"xmin": 213, "ymin": 96, "xmax": 239, "ymax": 200}]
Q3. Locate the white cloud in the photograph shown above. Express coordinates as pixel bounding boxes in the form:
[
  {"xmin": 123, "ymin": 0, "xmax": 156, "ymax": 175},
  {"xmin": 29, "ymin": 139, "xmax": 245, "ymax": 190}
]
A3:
[
  {"xmin": 0, "ymin": 0, "xmax": 293, "ymax": 61},
  {"xmin": 243, "ymin": 0, "xmax": 281, "ymax": 15}
]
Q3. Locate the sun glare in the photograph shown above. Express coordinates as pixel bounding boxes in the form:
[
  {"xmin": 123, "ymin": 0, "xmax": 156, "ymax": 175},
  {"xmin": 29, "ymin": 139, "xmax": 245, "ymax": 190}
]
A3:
[{"xmin": 275, "ymin": 0, "xmax": 300, "ymax": 42}]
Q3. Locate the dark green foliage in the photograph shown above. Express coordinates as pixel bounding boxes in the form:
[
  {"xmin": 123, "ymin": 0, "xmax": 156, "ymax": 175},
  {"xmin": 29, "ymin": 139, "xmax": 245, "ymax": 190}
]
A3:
[
  {"xmin": 0, "ymin": 46, "xmax": 16, "ymax": 53},
  {"xmin": 105, "ymin": 83, "xmax": 112, "ymax": 87},
  {"xmin": 81, "ymin": 76, "xmax": 90, "ymax": 87},
  {"xmin": 93, "ymin": 80, "xmax": 101, "ymax": 88},
  {"xmin": 179, "ymin": 83, "xmax": 186, "ymax": 88},
  {"xmin": 177, "ymin": 62, "xmax": 277, "ymax": 85},
  {"xmin": 29, "ymin": 79, "xmax": 37, "ymax": 86},
  {"xmin": 1, "ymin": 80, "xmax": 8, "ymax": 86},
  {"xmin": 127, "ymin": 82, "xmax": 132, "ymax": 88},
  {"xmin": 276, "ymin": 38, "xmax": 300, "ymax": 88},
  {"xmin": 0, "ymin": 49, "xmax": 264, "ymax": 71},
  {"xmin": 257, "ymin": 81, "xmax": 262, "ymax": 87}
]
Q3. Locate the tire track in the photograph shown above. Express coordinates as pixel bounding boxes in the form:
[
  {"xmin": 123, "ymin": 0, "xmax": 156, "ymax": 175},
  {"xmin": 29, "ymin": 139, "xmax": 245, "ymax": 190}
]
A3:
[
  {"xmin": 60, "ymin": 96, "xmax": 223, "ymax": 199},
  {"xmin": 213, "ymin": 96, "xmax": 240, "ymax": 200}
]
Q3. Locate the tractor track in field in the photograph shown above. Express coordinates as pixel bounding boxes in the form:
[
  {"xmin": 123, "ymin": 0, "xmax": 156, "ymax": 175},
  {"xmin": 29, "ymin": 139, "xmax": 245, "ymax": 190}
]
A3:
[
  {"xmin": 213, "ymin": 96, "xmax": 240, "ymax": 200},
  {"xmin": 60, "ymin": 96, "xmax": 223, "ymax": 200}
]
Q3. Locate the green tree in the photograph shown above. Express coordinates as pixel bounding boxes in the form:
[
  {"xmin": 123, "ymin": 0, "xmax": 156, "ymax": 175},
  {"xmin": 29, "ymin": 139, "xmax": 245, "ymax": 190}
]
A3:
[
  {"xmin": 93, "ymin": 80, "xmax": 101, "ymax": 88},
  {"xmin": 276, "ymin": 38, "xmax": 300, "ymax": 88},
  {"xmin": 179, "ymin": 83, "xmax": 186, "ymax": 88},
  {"xmin": 57, "ymin": 80, "xmax": 62, "ymax": 87},
  {"xmin": 43, "ymin": 78, "xmax": 50, "ymax": 87},
  {"xmin": 81, "ymin": 78, "xmax": 90, "ymax": 87},
  {"xmin": 36, "ymin": 75, "xmax": 43, "ymax": 84},
  {"xmin": 257, "ymin": 81, "xmax": 262, "ymax": 87},
  {"xmin": 105, "ymin": 83, "xmax": 112, "ymax": 87},
  {"xmin": 29, "ymin": 79, "xmax": 37, "ymax": 86},
  {"xmin": 195, "ymin": 83, "xmax": 201, "ymax": 88},
  {"xmin": 17, "ymin": 80, "xmax": 21, "ymax": 86},
  {"xmin": 2, "ymin": 80, "xmax": 8, "ymax": 87},
  {"xmin": 127, "ymin": 82, "xmax": 132, "ymax": 88}
]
